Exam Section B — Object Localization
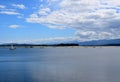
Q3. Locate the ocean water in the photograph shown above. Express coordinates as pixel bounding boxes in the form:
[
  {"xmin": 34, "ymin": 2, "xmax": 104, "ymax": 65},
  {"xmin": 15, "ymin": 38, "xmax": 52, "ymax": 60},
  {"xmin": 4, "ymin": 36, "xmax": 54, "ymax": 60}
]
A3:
[{"xmin": 0, "ymin": 47, "xmax": 120, "ymax": 82}]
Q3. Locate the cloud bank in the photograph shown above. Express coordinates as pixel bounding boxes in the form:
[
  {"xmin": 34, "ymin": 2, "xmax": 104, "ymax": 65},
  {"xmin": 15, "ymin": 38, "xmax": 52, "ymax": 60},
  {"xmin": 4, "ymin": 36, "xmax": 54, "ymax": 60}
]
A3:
[{"xmin": 26, "ymin": 0, "xmax": 120, "ymax": 41}]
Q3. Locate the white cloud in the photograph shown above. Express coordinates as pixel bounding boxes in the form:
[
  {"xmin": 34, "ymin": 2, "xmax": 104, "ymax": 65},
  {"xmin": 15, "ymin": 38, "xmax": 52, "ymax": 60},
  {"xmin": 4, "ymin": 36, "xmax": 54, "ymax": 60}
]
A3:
[
  {"xmin": 47, "ymin": 0, "xmax": 59, "ymax": 2},
  {"xmin": 0, "ymin": 4, "xmax": 23, "ymax": 16},
  {"xmin": 47, "ymin": 0, "xmax": 59, "ymax": 5},
  {"xmin": 75, "ymin": 31, "xmax": 96, "ymax": 38},
  {"xmin": 9, "ymin": 25, "xmax": 20, "ymax": 29},
  {"xmin": 26, "ymin": 0, "xmax": 120, "ymax": 40},
  {"xmin": 101, "ymin": 0, "xmax": 120, "ymax": 7},
  {"xmin": 39, "ymin": 8, "xmax": 51, "ymax": 15},
  {"xmin": 75, "ymin": 30, "xmax": 120, "ymax": 41},
  {"xmin": 0, "ymin": 5, "xmax": 6, "ymax": 9},
  {"xmin": 12, "ymin": 4, "xmax": 25, "ymax": 9},
  {"xmin": 0, "ymin": 11, "xmax": 20, "ymax": 15},
  {"xmin": 98, "ymin": 32, "xmax": 112, "ymax": 39}
]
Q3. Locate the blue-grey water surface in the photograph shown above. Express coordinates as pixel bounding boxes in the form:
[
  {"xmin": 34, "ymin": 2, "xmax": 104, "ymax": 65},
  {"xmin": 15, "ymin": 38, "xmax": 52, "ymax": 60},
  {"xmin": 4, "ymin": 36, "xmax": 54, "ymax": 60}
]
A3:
[{"xmin": 0, "ymin": 47, "xmax": 120, "ymax": 82}]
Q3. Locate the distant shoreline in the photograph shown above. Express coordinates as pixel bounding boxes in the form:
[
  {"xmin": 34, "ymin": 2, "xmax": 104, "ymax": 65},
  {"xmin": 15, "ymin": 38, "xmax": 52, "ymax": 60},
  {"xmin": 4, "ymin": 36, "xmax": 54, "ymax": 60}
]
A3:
[
  {"xmin": 0, "ymin": 45, "xmax": 120, "ymax": 49},
  {"xmin": 0, "ymin": 43, "xmax": 120, "ymax": 48}
]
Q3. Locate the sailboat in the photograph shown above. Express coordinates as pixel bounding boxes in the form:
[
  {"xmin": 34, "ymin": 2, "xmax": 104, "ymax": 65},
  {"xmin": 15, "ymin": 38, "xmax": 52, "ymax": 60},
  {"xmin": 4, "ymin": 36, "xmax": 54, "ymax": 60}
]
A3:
[{"xmin": 9, "ymin": 44, "xmax": 16, "ymax": 50}]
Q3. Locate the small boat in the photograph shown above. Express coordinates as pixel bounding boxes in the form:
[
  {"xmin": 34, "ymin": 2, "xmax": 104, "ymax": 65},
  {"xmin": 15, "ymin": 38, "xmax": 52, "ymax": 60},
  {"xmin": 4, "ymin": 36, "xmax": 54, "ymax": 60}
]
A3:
[{"xmin": 9, "ymin": 44, "xmax": 16, "ymax": 50}]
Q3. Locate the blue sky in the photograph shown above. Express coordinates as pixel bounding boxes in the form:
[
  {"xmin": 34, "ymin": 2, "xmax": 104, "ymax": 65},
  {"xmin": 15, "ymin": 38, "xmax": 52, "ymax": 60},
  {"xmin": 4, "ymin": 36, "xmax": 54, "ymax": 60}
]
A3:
[{"xmin": 0, "ymin": 0, "xmax": 120, "ymax": 44}]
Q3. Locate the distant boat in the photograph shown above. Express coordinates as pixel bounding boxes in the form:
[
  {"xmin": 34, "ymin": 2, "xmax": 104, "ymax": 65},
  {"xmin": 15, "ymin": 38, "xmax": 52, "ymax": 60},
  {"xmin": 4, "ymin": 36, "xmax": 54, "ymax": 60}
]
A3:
[{"xmin": 9, "ymin": 44, "xmax": 16, "ymax": 50}]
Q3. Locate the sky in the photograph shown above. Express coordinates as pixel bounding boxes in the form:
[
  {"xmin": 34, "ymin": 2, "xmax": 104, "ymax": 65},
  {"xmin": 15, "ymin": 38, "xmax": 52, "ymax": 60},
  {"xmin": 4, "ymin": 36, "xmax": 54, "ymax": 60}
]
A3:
[{"xmin": 0, "ymin": 0, "xmax": 120, "ymax": 44}]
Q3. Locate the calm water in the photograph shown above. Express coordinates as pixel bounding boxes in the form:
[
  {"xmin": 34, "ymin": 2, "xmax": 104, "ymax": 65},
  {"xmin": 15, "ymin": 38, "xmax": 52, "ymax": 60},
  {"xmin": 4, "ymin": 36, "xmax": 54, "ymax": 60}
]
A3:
[{"xmin": 0, "ymin": 47, "xmax": 120, "ymax": 82}]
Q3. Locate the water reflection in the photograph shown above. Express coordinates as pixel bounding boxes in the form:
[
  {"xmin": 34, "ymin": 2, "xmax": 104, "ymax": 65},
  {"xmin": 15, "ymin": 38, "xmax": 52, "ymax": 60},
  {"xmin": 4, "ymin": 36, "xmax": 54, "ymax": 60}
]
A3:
[{"xmin": 0, "ymin": 47, "xmax": 120, "ymax": 82}]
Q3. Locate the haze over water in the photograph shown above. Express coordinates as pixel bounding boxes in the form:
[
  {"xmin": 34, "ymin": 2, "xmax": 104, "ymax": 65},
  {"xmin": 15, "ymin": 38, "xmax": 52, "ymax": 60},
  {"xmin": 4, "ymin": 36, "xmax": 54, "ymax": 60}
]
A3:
[{"xmin": 0, "ymin": 47, "xmax": 120, "ymax": 82}]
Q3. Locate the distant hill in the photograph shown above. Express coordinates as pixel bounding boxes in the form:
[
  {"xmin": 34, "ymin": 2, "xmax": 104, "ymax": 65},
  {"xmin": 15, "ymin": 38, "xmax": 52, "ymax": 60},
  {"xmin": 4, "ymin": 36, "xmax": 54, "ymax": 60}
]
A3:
[{"xmin": 77, "ymin": 39, "xmax": 120, "ymax": 46}]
